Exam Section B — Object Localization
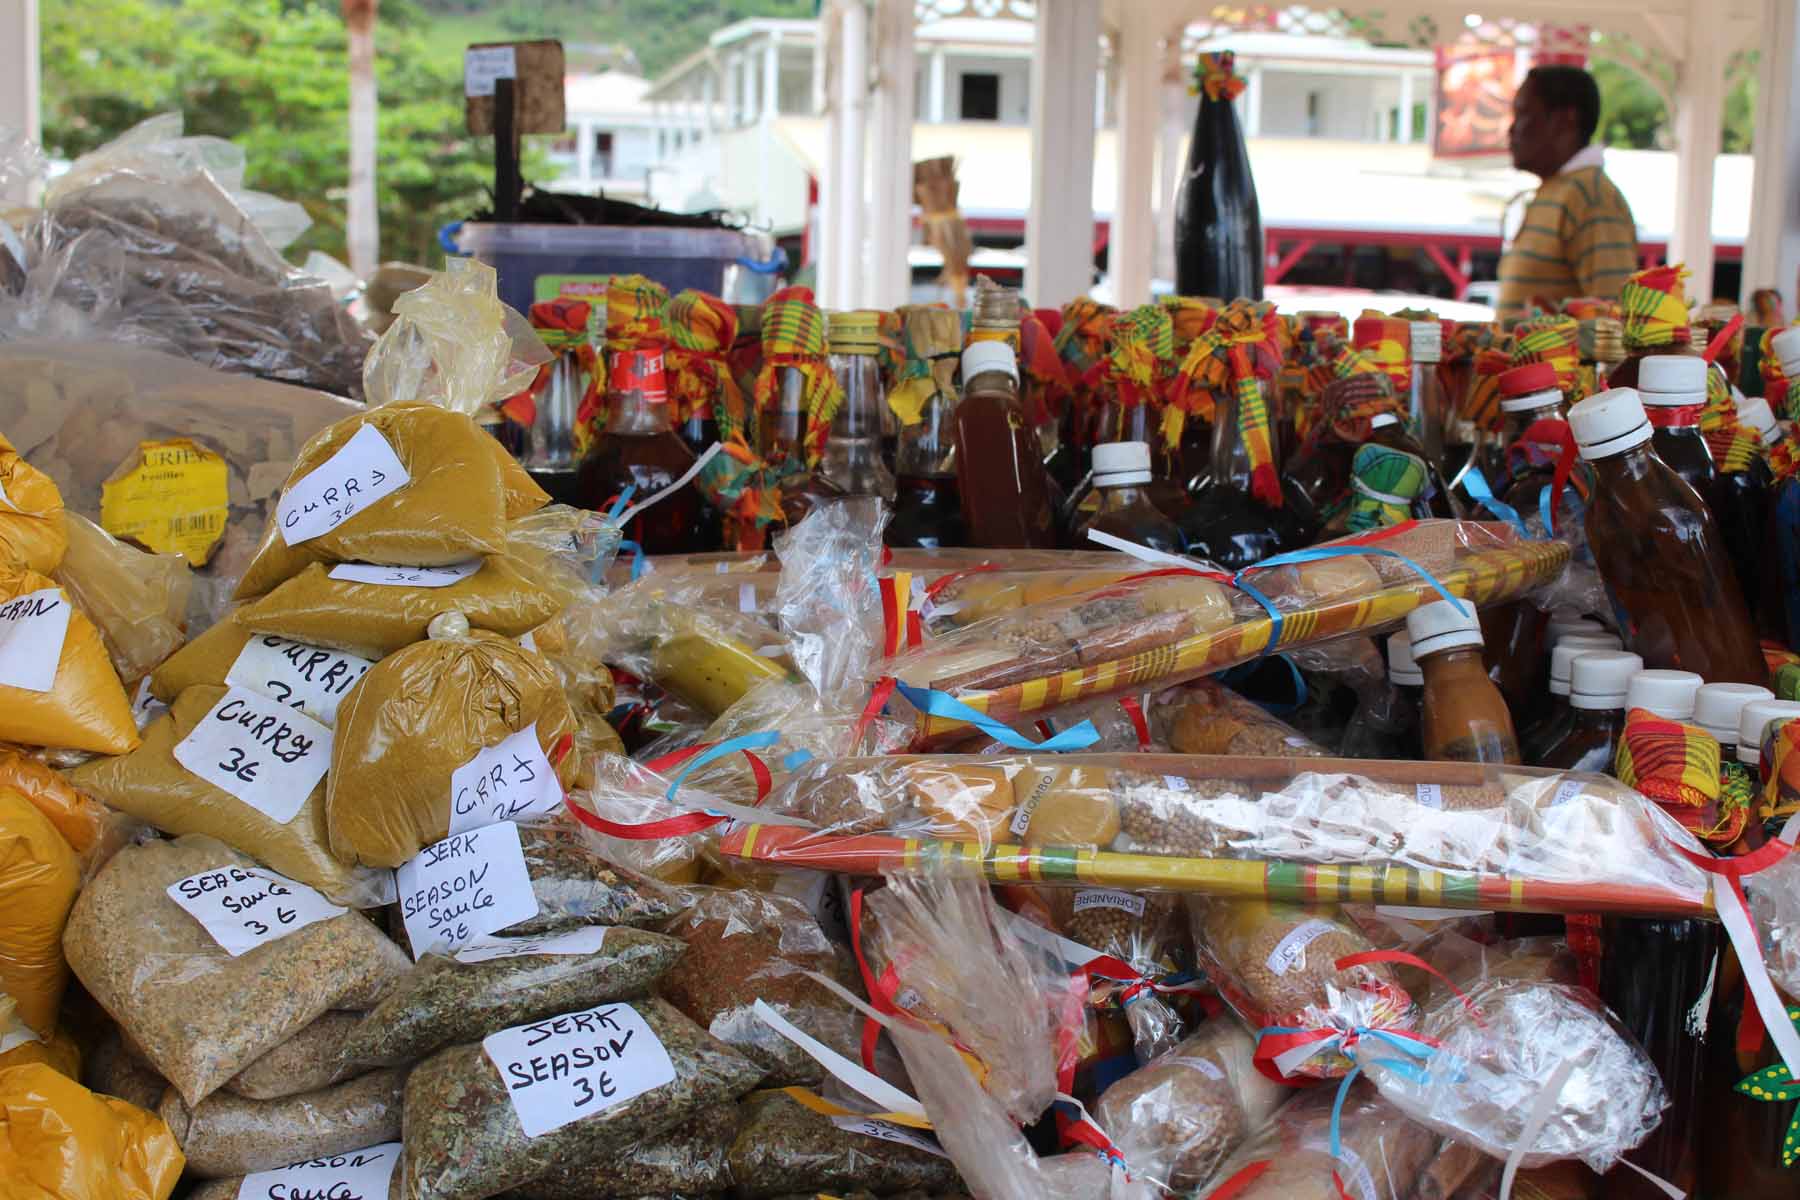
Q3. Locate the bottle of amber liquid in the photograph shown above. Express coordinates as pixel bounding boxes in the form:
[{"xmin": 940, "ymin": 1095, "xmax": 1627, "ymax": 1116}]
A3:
[
  {"xmin": 1408, "ymin": 319, "xmax": 1450, "ymax": 470},
  {"xmin": 1406, "ymin": 599, "xmax": 1521, "ymax": 764},
  {"xmin": 1638, "ymin": 355, "xmax": 1725, "ymax": 505},
  {"xmin": 1179, "ymin": 375, "xmax": 1314, "ymax": 569},
  {"xmin": 1077, "ymin": 442, "xmax": 1184, "ymax": 555},
  {"xmin": 1537, "ymin": 650, "xmax": 1641, "ymax": 771},
  {"xmin": 888, "ymin": 360, "xmax": 964, "ymax": 549},
  {"xmin": 761, "ymin": 366, "xmax": 846, "ymax": 534},
  {"xmin": 1568, "ymin": 388, "xmax": 1768, "ymax": 685},
  {"xmin": 576, "ymin": 347, "xmax": 720, "ymax": 554},
  {"xmin": 955, "ymin": 341, "xmax": 1055, "ymax": 548},
  {"xmin": 1719, "ymin": 393, "xmax": 1782, "ymax": 639},
  {"xmin": 821, "ymin": 310, "xmax": 896, "ymax": 503},
  {"xmin": 1523, "ymin": 634, "xmax": 1625, "ymax": 760}
]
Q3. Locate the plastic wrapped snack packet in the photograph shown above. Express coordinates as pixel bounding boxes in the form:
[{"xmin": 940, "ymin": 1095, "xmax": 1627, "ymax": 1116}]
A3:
[{"xmin": 1200, "ymin": 1081, "xmax": 1441, "ymax": 1200}]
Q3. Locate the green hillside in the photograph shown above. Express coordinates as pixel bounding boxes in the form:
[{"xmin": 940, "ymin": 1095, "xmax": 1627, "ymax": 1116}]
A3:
[{"xmin": 418, "ymin": 0, "xmax": 817, "ymax": 79}]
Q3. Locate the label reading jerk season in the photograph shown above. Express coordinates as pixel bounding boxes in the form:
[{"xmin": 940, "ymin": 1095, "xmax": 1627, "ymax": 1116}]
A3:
[
  {"xmin": 483, "ymin": 1003, "xmax": 676, "ymax": 1138},
  {"xmin": 168, "ymin": 865, "xmax": 346, "ymax": 957},
  {"xmin": 397, "ymin": 821, "xmax": 539, "ymax": 958},
  {"xmin": 172, "ymin": 686, "xmax": 333, "ymax": 824},
  {"xmin": 277, "ymin": 425, "xmax": 410, "ymax": 546}
]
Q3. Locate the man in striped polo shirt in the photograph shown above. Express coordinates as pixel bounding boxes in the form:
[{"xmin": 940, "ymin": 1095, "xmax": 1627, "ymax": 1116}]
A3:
[{"xmin": 1497, "ymin": 65, "xmax": 1640, "ymax": 323}]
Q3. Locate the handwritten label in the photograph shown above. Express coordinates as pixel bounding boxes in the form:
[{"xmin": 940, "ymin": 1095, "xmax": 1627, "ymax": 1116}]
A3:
[
  {"xmin": 397, "ymin": 821, "xmax": 539, "ymax": 958},
  {"xmin": 464, "ymin": 46, "xmax": 518, "ymax": 98},
  {"xmin": 328, "ymin": 560, "xmax": 482, "ymax": 589},
  {"xmin": 1073, "ymin": 888, "xmax": 1147, "ymax": 918},
  {"xmin": 172, "ymin": 686, "xmax": 332, "ymax": 824},
  {"xmin": 226, "ymin": 635, "xmax": 373, "ymax": 725},
  {"xmin": 482, "ymin": 1002, "xmax": 674, "ymax": 1138},
  {"xmin": 1415, "ymin": 783, "xmax": 1443, "ymax": 810},
  {"xmin": 831, "ymin": 1116, "xmax": 949, "ymax": 1158},
  {"xmin": 167, "ymin": 865, "xmax": 345, "ymax": 957},
  {"xmin": 132, "ymin": 676, "xmax": 167, "ymax": 730},
  {"xmin": 236, "ymin": 1143, "xmax": 402, "ymax": 1200},
  {"xmin": 1266, "ymin": 918, "xmax": 1336, "ymax": 977},
  {"xmin": 277, "ymin": 425, "xmax": 409, "ymax": 546},
  {"xmin": 448, "ymin": 725, "xmax": 562, "ymax": 834},
  {"xmin": 0, "ymin": 587, "xmax": 70, "ymax": 693},
  {"xmin": 453, "ymin": 925, "xmax": 608, "ymax": 964}
]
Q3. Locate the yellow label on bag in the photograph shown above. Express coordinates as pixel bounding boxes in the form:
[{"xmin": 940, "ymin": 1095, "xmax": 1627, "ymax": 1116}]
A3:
[{"xmin": 100, "ymin": 439, "xmax": 229, "ymax": 566}]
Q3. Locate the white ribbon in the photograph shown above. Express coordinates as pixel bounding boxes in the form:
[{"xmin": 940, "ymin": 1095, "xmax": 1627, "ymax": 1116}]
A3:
[
  {"xmin": 1082, "ymin": 528, "xmax": 1197, "ymax": 569},
  {"xmin": 1714, "ymin": 873, "xmax": 1800, "ymax": 1081},
  {"xmin": 614, "ymin": 441, "xmax": 724, "ymax": 527},
  {"xmin": 1496, "ymin": 1057, "xmax": 1575, "ymax": 1200},
  {"xmin": 751, "ymin": 997, "xmax": 928, "ymax": 1122}
]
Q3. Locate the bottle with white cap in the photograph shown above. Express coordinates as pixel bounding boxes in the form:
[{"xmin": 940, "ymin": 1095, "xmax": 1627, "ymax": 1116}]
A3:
[
  {"xmin": 1521, "ymin": 633, "xmax": 1625, "ymax": 760},
  {"xmin": 1705, "ymin": 388, "xmax": 1781, "ymax": 645},
  {"xmin": 1691, "ymin": 682, "xmax": 1774, "ymax": 749},
  {"xmin": 954, "ymin": 339, "xmax": 1054, "ymax": 548},
  {"xmin": 1567, "ymin": 387, "xmax": 1768, "ymax": 685},
  {"xmin": 1623, "ymin": 668, "xmax": 1705, "ymax": 720},
  {"xmin": 1388, "ymin": 630, "xmax": 1424, "ymax": 693},
  {"xmin": 1405, "ymin": 598, "xmax": 1521, "ymax": 764},
  {"xmin": 1634, "ymin": 354, "xmax": 1720, "ymax": 499},
  {"xmin": 1077, "ymin": 442, "xmax": 1184, "ymax": 555},
  {"xmin": 1538, "ymin": 650, "xmax": 1644, "ymax": 771},
  {"xmin": 1735, "ymin": 698, "xmax": 1800, "ymax": 769}
]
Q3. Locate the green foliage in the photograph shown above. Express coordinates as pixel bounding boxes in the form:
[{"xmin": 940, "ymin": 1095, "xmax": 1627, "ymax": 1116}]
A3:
[
  {"xmin": 1590, "ymin": 50, "xmax": 1756, "ymax": 154},
  {"xmin": 40, "ymin": 0, "xmax": 500, "ymax": 266}
]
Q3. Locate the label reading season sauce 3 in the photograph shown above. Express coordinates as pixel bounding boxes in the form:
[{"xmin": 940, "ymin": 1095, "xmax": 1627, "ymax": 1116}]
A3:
[
  {"xmin": 482, "ymin": 1003, "xmax": 675, "ymax": 1137},
  {"xmin": 235, "ymin": 1142, "xmax": 402, "ymax": 1200},
  {"xmin": 167, "ymin": 865, "xmax": 345, "ymax": 957}
]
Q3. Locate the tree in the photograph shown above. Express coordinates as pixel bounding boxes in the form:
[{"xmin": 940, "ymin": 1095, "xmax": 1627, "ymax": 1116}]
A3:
[
  {"xmin": 40, "ymin": 0, "xmax": 497, "ymax": 266},
  {"xmin": 1590, "ymin": 47, "xmax": 1757, "ymax": 155}
]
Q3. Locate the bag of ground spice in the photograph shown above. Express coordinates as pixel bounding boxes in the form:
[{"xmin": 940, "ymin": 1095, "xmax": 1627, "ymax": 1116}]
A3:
[
  {"xmin": 0, "ymin": 747, "xmax": 135, "ymax": 874},
  {"xmin": 0, "ymin": 561, "xmax": 139, "ymax": 755},
  {"xmin": 69, "ymin": 684, "xmax": 385, "ymax": 903},
  {"xmin": 392, "ymin": 817, "xmax": 682, "ymax": 959},
  {"xmin": 398, "ymin": 997, "xmax": 765, "ymax": 1200},
  {"xmin": 657, "ymin": 887, "xmax": 865, "ymax": 1088},
  {"xmin": 233, "ymin": 402, "xmax": 548, "ymax": 600},
  {"xmin": 1162, "ymin": 680, "xmax": 1328, "ymax": 757},
  {"xmin": 0, "ymin": 786, "xmax": 81, "ymax": 1034},
  {"xmin": 53, "ymin": 513, "xmax": 192, "ymax": 686},
  {"xmin": 0, "ymin": 993, "xmax": 80, "ymax": 1077},
  {"xmin": 0, "ymin": 1062, "xmax": 186, "ymax": 1200},
  {"xmin": 340, "ymin": 925, "xmax": 685, "ymax": 1067},
  {"xmin": 0, "ymin": 428, "xmax": 69, "ymax": 574},
  {"xmin": 509, "ymin": 1101, "xmax": 738, "ymax": 1199},
  {"xmin": 1094, "ymin": 1019, "xmax": 1287, "ymax": 1195},
  {"xmin": 1189, "ymin": 899, "xmax": 1417, "ymax": 1081},
  {"xmin": 327, "ymin": 632, "xmax": 578, "ymax": 868},
  {"xmin": 726, "ymin": 1088, "xmax": 962, "ymax": 1199},
  {"xmin": 234, "ymin": 555, "xmax": 562, "ymax": 659},
  {"xmin": 150, "ymin": 621, "xmax": 374, "ymax": 726},
  {"xmin": 62, "ymin": 835, "xmax": 409, "ymax": 1106},
  {"xmin": 224, "ymin": 1011, "xmax": 364, "ymax": 1100},
  {"xmin": 159, "ymin": 1066, "xmax": 407, "ymax": 1177},
  {"xmin": 1202, "ymin": 1081, "xmax": 1440, "ymax": 1200}
]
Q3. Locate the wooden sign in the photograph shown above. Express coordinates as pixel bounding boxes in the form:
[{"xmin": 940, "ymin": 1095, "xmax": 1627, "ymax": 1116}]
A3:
[{"xmin": 464, "ymin": 39, "xmax": 566, "ymax": 136}]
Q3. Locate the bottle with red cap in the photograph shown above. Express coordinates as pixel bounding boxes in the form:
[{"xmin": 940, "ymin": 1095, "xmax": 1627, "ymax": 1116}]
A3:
[{"xmin": 577, "ymin": 346, "xmax": 722, "ymax": 554}]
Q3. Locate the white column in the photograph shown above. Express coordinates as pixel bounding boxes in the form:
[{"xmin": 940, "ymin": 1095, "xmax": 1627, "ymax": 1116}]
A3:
[
  {"xmin": 834, "ymin": 0, "xmax": 870, "ymax": 308},
  {"xmin": 1111, "ymin": 1, "xmax": 1164, "ymax": 306},
  {"xmin": 1398, "ymin": 70, "xmax": 1415, "ymax": 144},
  {"xmin": 704, "ymin": 69, "xmax": 719, "ymax": 134},
  {"xmin": 1670, "ymin": 0, "xmax": 1725, "ymax": 302},
  {"xmin": 817, "ymin": 7, "xmax": 842, "ymax": 306},
  {"xmin": 763, "ymin": 33, "xmax": 781, "ymax": 118},
  {"xmin": 1026, "ymin": 0, "xmax": 1102, "ymax": 306},
  {"xmin": 577, "ymin": 120, "xmax": 594, "ymax": 189},
  {"xmin": 344, "ymin": 2, "xmax": 378, "ymax": 278},
  {"xmin": 870, "ymin": 0, "xmax": 917, "ymax": 308},
  {"xmin": 741, "ymin": 50, "xmax": 758, "ymax": 125},
  {"xmin": 0, "ymin": 0, "xmax": 38, "ymax": 207},
  {"xmin": 928, "ymin": 48, "xmax": 948, "ymax": 122},
  {"xmin": 759, "ymin": 35, "xmax": 780, "ymax": 229},
  {"xmin": 1743, "ymin": 0, "xmax": 1800, "ymax": 306},
  {"xmin": 1154, "ymin": 32, "xmax": 1187, "ymax": 284},
  {"xmin": 1243, "ymin": 64, "xmax": 1263, "ymax": 138}
]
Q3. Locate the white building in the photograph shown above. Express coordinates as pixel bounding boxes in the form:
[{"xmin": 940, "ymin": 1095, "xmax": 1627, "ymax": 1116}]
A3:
[{"xmin": 543, "ymin": 70, "xmax": 660, "ymax": 199}]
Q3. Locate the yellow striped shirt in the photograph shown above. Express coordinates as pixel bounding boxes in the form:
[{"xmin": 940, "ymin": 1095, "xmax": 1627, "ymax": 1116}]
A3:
[{"xmin": 1497, "ymin": 164, "xmax": 1640, "ymax": 323}]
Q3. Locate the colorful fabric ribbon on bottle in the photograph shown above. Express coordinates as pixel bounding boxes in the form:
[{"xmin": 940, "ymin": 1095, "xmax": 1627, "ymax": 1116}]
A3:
[
  {"xmin": 1758, "ymin": 716, "xmax": 1800, "ymax": 823},
  {"xmin": 1461, "ymin": 337, "xmax": 1516, "ymax": 434},
  {"xmin": 1162, "ymin": 295, "xmax": 1222, "ymax": 357},
  {"xmin": 1345, "ymin": 442, "xmax": 1427, "ymax": 532},
  {"xmin": 581, "ymin": 274, "xmax": 671, "ymax": 449},
  {"xmin": 663, "ymin": 289, "xmax": 741, "ymax": 428},
  {"xmin": 507, "ymin": 297, "xmax": 600, "ymax": 437},
  {"xmin": 1614, "ymin": 707, "xmax": 1730, "ymax": 843},
  {"xmin": 1509, "ymin": 315, "xmax": 1582, "ymax": 398},
  {"xmin": 1172, "ymin": 301, "xmax": 1285, "ymax": 505},
  {"xmin": 1019, "ymin": 307, "xmax": 1071, "ymax": 428},
  {"xmin": 1089, "ymin": 302, "xmax": 1176, "ymax": 420},
  {"xmin": 1054, "ymin": 298, "xmax": 1117, "ymax": 444},
  {"xmin": 1619, "ymin": 265, "xmax": 1693, "ymax": 352},
  {"xmin": 753, "ymin": 286, "xmax": 843, "ymax": 468},
  {"xmin": 887, "ymin": 305, "xmax": 964, "ymax": 428},
  {"xmin": 1352, "ymin": 314, "xmax": 1412, "ymax": 395},
  {"xmin": 1698, "ymin": 314, "xmax": 1761, "ymax": 472},
  {"xmin": 1191, "ymin": 51, "xmax": 1248, "ymax": 101}
]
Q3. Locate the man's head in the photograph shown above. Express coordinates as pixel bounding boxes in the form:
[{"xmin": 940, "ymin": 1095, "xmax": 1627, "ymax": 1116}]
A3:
[{"xmin": 1508, "ymin": 65, "xmax": 1601, "ymax": 179}]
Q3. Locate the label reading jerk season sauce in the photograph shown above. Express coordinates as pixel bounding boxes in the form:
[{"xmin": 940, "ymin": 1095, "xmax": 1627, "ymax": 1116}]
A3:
[
  {"xmin": 397, "ymin": 821, "xmax": 539, "ymax": 958},
  {"xmin": 482, "ymin": 1003, "xmax": 675, "ymax": 1137}
]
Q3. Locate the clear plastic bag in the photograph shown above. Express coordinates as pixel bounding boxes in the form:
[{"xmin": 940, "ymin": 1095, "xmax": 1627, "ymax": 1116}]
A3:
[
  {"xmin": 159, "ymin": 1067, "xmax": 406, "ymax": 1178},
  {"xmin": 53, "ymin": 513, "xmax": 191, "ymax": 684},
  {"xmin": 0, "ymin": 1063, "xmax": 186, "ymax": 1200},
  {"xmin": 1046, "ymin": 887, "xmax": 1190, "ymax": 1063},
  {"xmin": 362, "ymin": 258, "xmax": 548, "ymax": 417},
  {"xmin": 511, "ymin": 1102, "xmax": 738, "ymax": 1199},
  {"xmin": 0, "ymin": 560, "xmax": 140, "ymax": 756},
  {"xmin": 1748, "ymin": 847, "xmax": 1800, "ymax": 1009},
  {"xmin": 774, "ymin": 497, "xmax": 888, "ymax": 709},
  {"xmin": 1354, "ymin": 977, "xmax": 1665, "ymax": 1173},
  {"xmin": 0, "ymin": 788, "xmax": 81, "ymax": 1035},
  {"xmin": 1200, "ymin": 1081, "xmax": 1441, "ymax": 1200},
  {"xmin": 1158, "ymin": 680, "xmax": 1328, "ymax": 758},
  {"xmin": 725, "ymin": 1088, "xmax": 965, "ymax": 1199},
  {"xmin": 223, "ymin": 1011, "xmax": 362, "ymax": 1100},
  {"xmin": 0, "ymin": 427, "xmax": 69, "ymax": 572}
]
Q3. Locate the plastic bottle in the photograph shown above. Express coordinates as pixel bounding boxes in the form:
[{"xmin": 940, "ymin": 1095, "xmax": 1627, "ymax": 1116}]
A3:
[
  {"xmin": 1076, "ymin": 442, "xmax": 1184, "ymax": 555},
  {"xmin": 1406, "ymin": 599, "xmax": 1521, "ymax": 764},
  {"xmin": 1546, "ymin": 614, "xmax": 1609, "ymax": 644},
  {"xmin": 1693, "ymin": 682, "xmax": 1776, "ymax": 746},
  {"xmin": 1713, "ymin": 392, "xmax": 1781, "ymax": 637},
  {"xmin": 1406, "ymin": 320, "xmax": 1449, "ymax": 466},
  {"xmin": 1568, "ymin": 387, "xmax": 1768, "ymax": 685},
  {"xmin": 1737, "ymin": 698, "xmax": 1800, "ymax": 769},
  {"xmin": 1521, "ymin": 634, "xmax": 1625, "ymax": 761},
  {"xmin": 1173, "ymin": 51, "xmax": 1263, "ymax": 301},
  {"xmin": 576, "ymin": 346, "xmax": 720, "ymax": 554},
  {"xmin": 1637, "ymin": 355, "xmax": 1724, "ymax": 502},
  {"xmin": 1340, "ymin": 633, "xmax": 1424, "ymax": 760},
  {"xmin": 820, "ymin": 310, "xmax": 897, "ymax": 502},
  {"xmin": 1537, "ymin": 650, "xmax": 1643, "ymax": 771},
  {"xmin": 955, "ymin": 340, "xmax": 1056, "ymax": 548},
  {"xmin": 1625, "ymin": 669, "xmax": 1705, "ymax": 720}
]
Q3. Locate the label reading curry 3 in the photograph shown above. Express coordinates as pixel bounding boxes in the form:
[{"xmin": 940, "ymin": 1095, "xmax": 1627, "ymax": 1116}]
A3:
[{"xmin": 277, "ymin": 424, "xmax": 410, "ymax": 546}]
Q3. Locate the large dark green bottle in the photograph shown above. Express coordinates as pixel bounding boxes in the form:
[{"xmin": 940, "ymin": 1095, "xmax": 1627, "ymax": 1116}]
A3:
[{"xmin": 1174, "ymin": 51, "xmax": 1263, "ymax": 301}]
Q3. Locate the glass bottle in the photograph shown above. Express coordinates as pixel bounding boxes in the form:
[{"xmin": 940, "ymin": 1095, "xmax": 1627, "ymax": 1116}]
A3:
[
  {"xmin": 1284, "ymin": 373, "xmax": 1391, "ymax": 530},
  {"xmin": 1407, "ymin": 320, "xmax": 1449, "ymax": 469},
  {"xmin": 1715, "ymin": 392, "xmax": 1781, "ymax": 636},
  {"xmin": 1340, "ymin": 632, "xmax": 1425, "ymax": 759},
  {"xmin": 1076, "ymin": 442, "xmax": 1184, "ymax": 555},
  {"xmin": 1174, "ymin": 51, "xmax": 1263, "ymax": 301},
  {"xmin": 1494, "ymin": 363, "xmax": 1570, "ymax": 499},
  {"xmin": 761, "ymin": 366, "xmax": 845, "ymax": 532},
  {"xmin": 1179, "ymin": 376, "xmax": 1313, "ymax": 569},
  {"xmin": 955, "ymin": 340, "xmax": 1056, "ymax": 548},
  {"xmin": 1406, "ymin": 599, "xmax": 1521, "ymax": 764},
  {"xmin": 821, "ymin": 310, "xmax": 897, "ymax": 502},
  {"xmin": 1697, "ymin": 945, "xmax": 1800, "ymax": 1200},
  {"xmin": 1538, "ymin": 650, "xmax": 1642, "ymax": 771},
  {"xmin": 1738, "ymin": 698, "xmax": 1800, "ymax": 846},
  {"xmin": 1523, "ymin": 634, "xmax": 1625, "ymax": 761},
  {"xmin": 1365, "ymin": 414, "xmax": 1461, "ymax": 520},
  {"xmin": 1568, "ymin": 387, "xmax": 1769, "ymax": 685},
  {"xmin": 888, "ymin": 361, "xmax": 964, "ymax": 550},
  {"xmin": 576, "ymin": 347, "xmax": 720, "ymax": 555}
]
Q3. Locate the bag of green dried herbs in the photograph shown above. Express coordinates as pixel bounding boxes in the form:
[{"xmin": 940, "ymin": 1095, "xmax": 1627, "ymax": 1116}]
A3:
[
  {"xmin": 399, "ymin": 998, "xmax": 764, "ymax": 1200},
  {"xmin": 340, "ymin": 924, "xmax": 685, "ymax": 1067},
  {"xmin": 726, "ymin": 1088, "xmax": 963, "ymax": 1199},
  {"xmin": 508, "ymin": 1101, "xmax": 737, "ymax": 1199}
]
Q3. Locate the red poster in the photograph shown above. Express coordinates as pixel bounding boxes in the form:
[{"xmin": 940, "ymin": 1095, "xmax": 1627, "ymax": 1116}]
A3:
[{"xmin": 1434, "ymin": 40, "xmax": 1521, "ymax": 159}]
